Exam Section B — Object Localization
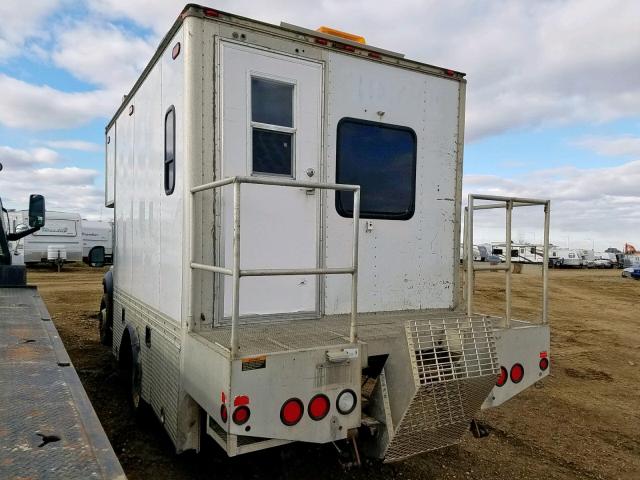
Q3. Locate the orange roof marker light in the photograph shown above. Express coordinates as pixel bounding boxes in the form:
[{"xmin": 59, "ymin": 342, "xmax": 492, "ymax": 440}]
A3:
[{"xmin": 316, "ymin": 26, "xmax": 366, "ymax": 44}]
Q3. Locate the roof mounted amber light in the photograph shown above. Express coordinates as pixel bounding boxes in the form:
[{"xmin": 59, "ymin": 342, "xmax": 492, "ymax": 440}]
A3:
[{"xmin": 316, "ymin": 26, "xmax": 366, "ymax": 44}]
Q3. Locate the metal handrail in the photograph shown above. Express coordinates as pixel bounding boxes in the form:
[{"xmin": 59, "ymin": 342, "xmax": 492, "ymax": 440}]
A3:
[
  {"xmin": 190, "ymin": 175, "xmax": 361, "ymax": 358},
  {"xmin": 464, "ymin": 194, "xmax": 550, "ymax": 327}
]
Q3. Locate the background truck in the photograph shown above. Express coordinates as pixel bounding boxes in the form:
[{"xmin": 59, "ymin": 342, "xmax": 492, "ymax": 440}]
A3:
[{"xmin": 99, "ymin": 4, "xmax": 551, "ymax": 463}]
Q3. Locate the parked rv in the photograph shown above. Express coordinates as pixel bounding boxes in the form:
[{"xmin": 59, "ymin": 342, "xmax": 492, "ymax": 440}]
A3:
[
  {"xmin": 460, "ymin": 244, "xmax": 481, "ymax": 262},
  {"xmin": 81, "ymin": 220, "xmax": 113, "ymax": 265},
  {"xmin": 9, "ymin": 210, "xmax": 83, "ymax": 267},
  {"xmin": 490, "ymin": 242, "xmax": 546, "ymax": 264},
  {"xmin": 592, "ymin": 252, "xmax": 616, "ymax": 268},
  {"xmin": 98, "ymin": 5, "xmax": 550, "ymax": 464},
  {"xmin": 548, "ymin": 248, "xmax": 584, "ymax": 267}
]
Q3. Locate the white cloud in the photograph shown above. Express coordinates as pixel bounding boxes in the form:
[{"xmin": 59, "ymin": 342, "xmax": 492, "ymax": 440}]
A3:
[
  {"xmin": 86, "ymin": 0, "xmax": 181, "ymax": 33},
  {"xmin": 0, "ymin": 74, "xmax": 114, "ymax": 130},
  {"xmin": 464, "ymin": 160, "xmax": 640, "ymax": 249},
  {"xmin": 3, "ymin": 0, "xmax": 638, "ymax": 138},
  {"xmin": 0, "ymin": 146, "xmax": 59, "ymax": 169},
  {"xmin": 52, "ymin": 23, "xmax": 155, "ymax": 89},
  {"xmin": 86, "ymin": 0, "xmax": 640, "ymax": 141},
  {"xmin": 0, "ymin": 0, "xmax": 61, "ymax": 60},
  {"xmin": 0, "ymin": 165, "xmax": 104, "ymax": 218},
  {"xmin": 31, "ymin": 166, "xmax": 98, "ymax": 185},
  {"xmin": 41, "ymin": 140, "xmax": 101, "ymax": 152},
  {"xmin": 573, "ymin": 135, "xmax": 640, "ymax": 158}
]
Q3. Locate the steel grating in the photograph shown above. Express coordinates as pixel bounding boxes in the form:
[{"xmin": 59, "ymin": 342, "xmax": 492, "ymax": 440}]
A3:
[{"xmin": 384, "ymin": 315, "xmax": 499, "ymax": 462}]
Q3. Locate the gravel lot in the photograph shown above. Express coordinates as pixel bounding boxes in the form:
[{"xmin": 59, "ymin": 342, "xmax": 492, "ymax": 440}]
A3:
[{"xmin": 28, "ymin": 265, "xmax": 640, "ymax": 480}]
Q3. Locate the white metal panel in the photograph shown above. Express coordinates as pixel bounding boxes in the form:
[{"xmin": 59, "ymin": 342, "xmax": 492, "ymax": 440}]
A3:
[
  {"xmin": 105, "ymin": 126, "xmax": 115, "ymax": 207},
  {"xmin": 323, "ymin": 53, "xmax": 461, "ymax": 314},
  {"xmin": 219, "ymin": 41, "xmax": 323, "ymax": 318},
  {"xmin": 159, "ymin": 30, "xmax": 185, "ymax": 322},
  {"xmin": 114, "ymin": 109, "xmax": 134, "ymax": 293},
  {"xmin": 132, "ymin": 64, "xmax": 163, "ymax": 309}
]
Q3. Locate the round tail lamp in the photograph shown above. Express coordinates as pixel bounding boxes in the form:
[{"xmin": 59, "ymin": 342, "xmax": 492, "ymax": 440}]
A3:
[
  {"xmin": 308, "ymin": 394, "xmax": 330, "ymax": 421},
  {"xmin": 510, "ymin": 363, "xmax": 525, "ymax": 384},
  {"xmin": 232, "ymin": 406, "xmax": 250, "ymax": 425},
  {"xmin": 496, "ymin": 366, "xmax": 508, "ymax": 387},
  {"xmin": 280, "ymin": 398, "xmax": 304, "ymax": 426}
]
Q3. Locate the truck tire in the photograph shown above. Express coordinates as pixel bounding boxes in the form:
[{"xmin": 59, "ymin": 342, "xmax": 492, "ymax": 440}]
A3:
[{"xmin": 99, "ymin": 293, "xmax": 113, "ymax": 346}]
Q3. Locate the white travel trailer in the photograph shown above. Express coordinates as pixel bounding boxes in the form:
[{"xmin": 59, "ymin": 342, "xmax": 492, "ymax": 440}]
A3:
[
  {"xmin": 459, "ymin": 244, "xmax": 481, "ymax": 262},
  {"xmin": 99, "ymin": 5, "xmax": 550, "ymax": 464},
  {"xmin": 489, "ymin": 242, "xmax": 546, "ymax": 264},
  {"xmin": 549, "ymin": 247, "xmax": 583, "ymax": 267},
  {"xmin": 9, "ymin": 210, "xmax": 83, "ymax": 265},
  {"xmin": 81, "ymin": 220, "xmax": 113, "ymax": 264}
]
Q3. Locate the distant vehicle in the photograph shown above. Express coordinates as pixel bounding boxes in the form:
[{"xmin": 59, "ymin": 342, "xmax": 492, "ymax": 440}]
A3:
[
  {"xmin": 460, "ymin": 244, "xmax": 481, "ymax": 262},
  {"xmin": 548, "ymin": 248, "xmax": 584, "ymax": 268},
  {"xmin": 81, "ymin": 220, "xmax": 113, "ymax": 265},
  {"xmin": 489, "ymin": 242, "xmax": 546, "ymax": 264},
  {"xmin": 485, "ymin": 254, "xmax": 502, "ymax": 265},
  {"xmin": 592, "ymin": 252, "xmax": 616, "ymax": 269},
  {"xmin": 9, "ymin": 210, "xmax": 83, "ymax": 267},
  {"xmin": 622, "ymin": 266, "xmax": 640, "ymax": 279}
]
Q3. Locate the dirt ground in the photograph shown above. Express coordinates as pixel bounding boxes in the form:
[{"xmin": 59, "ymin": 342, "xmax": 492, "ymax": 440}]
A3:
[{"xmin": 28, "ymin": 264, "xmax": 640, "ymax": 480}]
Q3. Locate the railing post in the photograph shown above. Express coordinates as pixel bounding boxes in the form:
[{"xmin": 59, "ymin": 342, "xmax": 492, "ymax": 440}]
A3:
[
  {"xmin": 505, "ymin": 199, "xmax": 513, "ymax": 328},
  {"xmin": 466, "ymin": 195, "xmax": 474, "ymax": 316},
  {"xmin": 230, "ymin": 180, "xmax": 241, "ymax": 358},
  {"xmin": 462, "ymin": 207, "xmax": 468, "ymax": 308},
  {"xmin": 542, "ymin": 200, "xmax": 551, "ymax": 324},
  {"xmin": 350, "ymin": 188, "xmax": 360, "ymax": 343}
]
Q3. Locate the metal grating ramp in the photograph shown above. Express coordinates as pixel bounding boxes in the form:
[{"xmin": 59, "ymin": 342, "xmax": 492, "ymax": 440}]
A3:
[{"xmin": 384, "ymin": 316, "xmax": 499, "ymax": 463}]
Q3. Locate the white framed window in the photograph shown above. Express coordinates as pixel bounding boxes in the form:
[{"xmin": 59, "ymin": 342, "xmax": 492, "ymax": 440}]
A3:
[{"xmin": 250, "ymin": 76, "xmax": 295, "ymax": 177}]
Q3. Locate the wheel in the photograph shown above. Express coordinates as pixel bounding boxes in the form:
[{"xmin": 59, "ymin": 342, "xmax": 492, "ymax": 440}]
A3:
[{"xmin": 98, "ymin": 293, "xmax": 112, "ymax": 346}]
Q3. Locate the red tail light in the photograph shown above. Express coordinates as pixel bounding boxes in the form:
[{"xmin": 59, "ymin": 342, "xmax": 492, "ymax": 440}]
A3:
[
  {"xmin": 220, "ymin": 404, "xmax": 228, "ymax": 423},
  {"xmin": 496, "ymin": 366, "xmax": 508, "ymax": 387},
  {"xmin": 539, "ymin": 357, "xmax": 549, "ymax": 371},
  {"xmin": 308, "ymin": 394, "xmax": 330, "ymax": 421},
  {"xmin": 232, "ymin": 406, "xmax": 250, "ymax": 425},
  {"xmin": 280, "ymin": 398, "xmax": 304, "ymax": 426},
  {"xmin": 510, "ymin": 363, "xmax": 524, "ymax": 383},
  {"xmin": 203, "ymin": 8, "xmax": 219, "ymax": 17}
]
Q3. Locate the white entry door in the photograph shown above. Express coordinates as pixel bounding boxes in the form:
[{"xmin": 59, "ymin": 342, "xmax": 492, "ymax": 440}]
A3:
[{"xmin": 219, "ymin": 41, "xmax": 323, "ymax": 319}]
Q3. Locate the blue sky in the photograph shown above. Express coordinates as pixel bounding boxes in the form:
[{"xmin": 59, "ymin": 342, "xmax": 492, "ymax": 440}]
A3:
[{"xmin": 0, "ymin": 0, "xmax": 639, "ymax": 250}]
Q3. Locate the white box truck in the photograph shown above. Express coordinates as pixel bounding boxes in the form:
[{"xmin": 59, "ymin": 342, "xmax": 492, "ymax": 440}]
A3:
[{"xmin": 99, "ymin": 5, "xmax": 551, "ymax": 463}]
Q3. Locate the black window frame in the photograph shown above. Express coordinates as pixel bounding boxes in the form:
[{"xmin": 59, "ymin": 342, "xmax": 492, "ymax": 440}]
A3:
[
  {"xmin": 164, "ymin": 105, "xmax": 176, "ymax": 195},
  {"xmin": 335, "ymin": 117, "xmax": 417, "ymax": 220}
]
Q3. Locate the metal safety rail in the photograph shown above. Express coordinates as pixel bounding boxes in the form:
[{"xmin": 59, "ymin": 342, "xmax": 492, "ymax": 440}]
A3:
[
  {"xmin": 190, "ymin": 175, "xmax": 361, "ymax": 358},
  {"xmin": 463, "ymin": 194, "xmax": 550, "ymax": 327}
]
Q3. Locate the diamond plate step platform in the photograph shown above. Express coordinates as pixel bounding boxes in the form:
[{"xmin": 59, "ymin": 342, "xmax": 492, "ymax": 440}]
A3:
[{"xmin": 0, "ymin": 286, "xmax": 126, "ymax": 479}]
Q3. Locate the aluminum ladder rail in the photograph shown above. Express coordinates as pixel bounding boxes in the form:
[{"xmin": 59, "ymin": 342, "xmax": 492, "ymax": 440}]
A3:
[
  {"xmin": 463, "ymin": 194, "xmax": 551, "ymax": 327},
  {"xmin": 190, "ymin": 175, "xmax": 361, "ymax": 358}
]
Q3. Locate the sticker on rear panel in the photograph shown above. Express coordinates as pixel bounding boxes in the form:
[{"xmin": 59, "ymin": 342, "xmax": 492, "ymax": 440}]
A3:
[{"xmin": 242, "ymin": 355, "xmax": 267, "ymax": 371}]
